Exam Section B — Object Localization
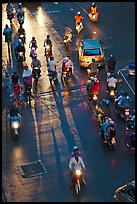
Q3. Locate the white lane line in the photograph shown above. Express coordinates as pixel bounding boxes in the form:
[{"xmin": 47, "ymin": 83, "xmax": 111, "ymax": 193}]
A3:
[
  {"xmin": 46, "ymin": 10, "xmax": 60, "ymax": 13},
  {"xmin": 75, "ymin": 2, "xmax": 88, "ymax": 14},
  {"xmin": 118, "ymin": 70, "xmax": 135, "ymax": 95}
]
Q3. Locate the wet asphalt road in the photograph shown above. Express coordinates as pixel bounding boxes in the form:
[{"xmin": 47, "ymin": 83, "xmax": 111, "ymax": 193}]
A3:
[{"xmin": 2, "ymin": 2, "xmax": 135, "ymax": 202}]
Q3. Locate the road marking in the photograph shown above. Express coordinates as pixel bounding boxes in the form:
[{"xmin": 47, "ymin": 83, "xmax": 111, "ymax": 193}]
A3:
[
  {"xmin": 53, "ymin": 2, "xmax": 58, "ymax": 4},
  {"xmin": 118, "ymin": 70, "xmax": 135, "ymax": 95},
  {"xmin": 75, "ymin": 2, "xmax": 88, "ymax": 14},
  {"xmin": 46, "ymin": 10, "xmax": 60, "ymax": 13}
]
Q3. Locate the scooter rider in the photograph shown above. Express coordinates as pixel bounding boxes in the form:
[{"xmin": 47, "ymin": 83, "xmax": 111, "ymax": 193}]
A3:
[
  {"xmin": 86, "ymin": 76, "xmax": 95, "ymax": 97},
  {"xmin": 6, "ymin": 2, "xmax": 14, "ymax": 15},
  {"xmin": 104, "ymin": 120, "xmax": 116, "ymax": 143},
  {"xmin": 7, "ymin": 99, "xmax": 21, "ymax": 125},
  {"xmin": 91, "ymin": 77, "xmax": 99, "ymax": 95},
  {"xmin": 12, "ymin": 83, "xmax": 23, "ymax": 104},
  {"xmin": 75, "ymin": 11, "xmax": 83, "ymax": 25},
  {"xmin": 89, "ymin": 2, "xmax": 99, "ymax": 15},
  {"xmin": 22, "ymin": 65, "xmax": 33, "ymax": 90},
  {"xmin": 88, "ymin": 58, "xmax": 99, "ymax": 78},
  {"xmin": 115, "ymin": 91, "xmax": 131, "ymax": 113},
  {"xmin": 64, "ymin": 24, "xmax": 72, "ymax": 42},
  {"xmin": 106, "ymin": 54, "xmax": 116, "ymax": 73},
  {"xmin": 47, "ymin": 56, "xmax": 57, "ymax": 77},
  {"xmin": 16, "ymin": 3, "xmax": 24, "ymax": 21},
  {"xmin": 18, "ymin": 25, "xmax": 26, "ymax": 43},
  {"xmin": 31, "ymin": 55, "xmax": 41, "ymax": 77},
  {"xmin": 107, "ymin": 75, "xmax": 117, "ymax": 92},
  {"xmin": 15, "ymin": 39, "xmax": 25, "ymax": 60},
  {"xmin": 69, "ymin": 152, "xmax": 86, "ymax": 185},
  {"xmin": 44, "ymin": 35, "xmax": 52, "ymax": 56},
  {"xmin": 29, "ymin": 36, "xmax": 38, "ymax": 49},
  {"xmin": 70, "ymin": 146, "xmax": 82, "ymax": 158},
  {"xmin": 65, "ymin": 56, "xmax": 73, "ymax": 75},
  {"xmin": 10, "ymin": 72, "xmax": 19, "ymax": 86}
]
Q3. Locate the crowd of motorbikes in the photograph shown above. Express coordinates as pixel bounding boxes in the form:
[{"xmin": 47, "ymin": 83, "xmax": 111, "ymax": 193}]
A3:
[{"xmin": 4, "ymin": 3, "xmax": 135, "ymax": 195}]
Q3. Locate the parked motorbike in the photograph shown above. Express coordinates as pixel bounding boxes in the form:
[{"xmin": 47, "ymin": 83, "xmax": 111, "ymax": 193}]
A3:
[
  {"xmin": 18, "ymin": 15, "xmax": 24, "ymax": 25},
  {"xmin": 125, "ymin": 130, "xmax": 135, "ymax": 150},
  {"xmin": 76, "ymin": 22, "xmax": 83, "ymax": 34},
  {"xmin": 88, "ymin": 12, "xmax": 99, "ymax": 22},
  {"xmin": 10, "ymin": 115, "xmax": 21, "ymax": 140}
]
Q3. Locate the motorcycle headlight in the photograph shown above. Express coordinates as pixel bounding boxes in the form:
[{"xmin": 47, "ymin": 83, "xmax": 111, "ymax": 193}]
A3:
[
  {"xmin": 93, "ymin": 94, "xmax": 97, "ymax": 100},
  {"xmin": 110, "ymin": 90, "xmax": 114, "ymax": 96},
  {"xmin": 125, "ymin": 109, "xmax": 129, "ymax": 115},
  {"xmin": 75, "ymin": 169, "xmax": 81, "ymax": 176},
  {"xmin": 12, "ymin": 121, "xmax": 19, "ymax": 129},
  {"xmin": 20, "ymin": 34, "xmax": 24, "ymax": 38},
  {"xmin": 111, "ymin": 137, "xmax": 116, "ymax": 144}
]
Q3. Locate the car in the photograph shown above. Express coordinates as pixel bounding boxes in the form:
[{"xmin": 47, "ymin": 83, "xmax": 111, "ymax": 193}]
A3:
[
  {"xmin": 78, "ymin": 39, "xmax": 105, "ymax": 68},
  {"xmin": 114, "ymin": 180, "xmax": 135, "ymax": 202}
]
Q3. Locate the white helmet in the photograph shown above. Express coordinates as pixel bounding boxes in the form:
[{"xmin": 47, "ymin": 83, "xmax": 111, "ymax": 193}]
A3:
[
  {"xmin": 73, "ymin": 146, "xmax": 79, "ymax": 151},
  {"xmin": 64, "ymin": 57, "xmax": 68, "ymax": 61},
  {"xmin": 90, "ymin": 76, "xmax": 94, "ymax": 81},
  {"xmin": 77, "ymin": 11, "xmax": 81, "ymax": 15}
]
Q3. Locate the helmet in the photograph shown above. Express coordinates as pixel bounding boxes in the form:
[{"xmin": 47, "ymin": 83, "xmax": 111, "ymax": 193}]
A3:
[
  {"xmin": 64, "ymin": 57, "xmax": 69, "ymax": 61},
  {"xmin": 77, "ymin": 11, "xmax": 81, "ymax": 15},
  {"xmin": 105, "ymin": 99, "xmax": 110, "ymax": 105},
  {"xmin": 110, "ymin": 54, "xmax": 114, "ymax": 58},
  {"xmin": 105, "ymin": 117, "xmax": 110, "ymax": 122},
  {"xmin": 109, "ymin": 120, "xmax": 115, "ymax": 125},
  {"xmin": 73, "ymin": 146, "xmax": 79, "ymax": 151},
  {"xmin": 120, "ymin": 90, "xmax": 124, "ymax": 96},
  {"xmin": 5, "ymin": 24, "xmax": 8, "ymax": 28},
  {"xmin": 47, "ymin": 35, "xmax": 50, "ymax": 39},
  {"xmin": 50, "ymin": 56, "xmax": 54, "ymax": 60},
  {"xmin": 19, "ymin": 3, "xmax": 22, "ymax": 7},
  {"xmin": 90, "ymin": 76, "xmax": 94, "ymax": 81},
  {"xmin": 92, "ymin": 58, "xmax": 95, "ymax": 62},
  {"xmin": 32, "ymin": 37, "xmax": 35, "ymax": 40}
]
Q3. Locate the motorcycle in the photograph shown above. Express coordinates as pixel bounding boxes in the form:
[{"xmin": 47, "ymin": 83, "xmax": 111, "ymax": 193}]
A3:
[
  {"xmin": 64, "ymin": 35, "xmax": 71, "ymax": 48},
  {"xmin": 18, "ymin": 15, "xmax": 24, "ymax": 25},
  {"xmin": 18, "ymin": 33, "xmax": 25, "ymax": 44},
  {"xmin": 76, "ymin": 21, "xmax": 83, "ymax": 34},
  {"xmin": 17, "ymin": 51, "xmax": 25, "ymax": 65},
  {"xmin": 108, "ymin": 87, "xmax": 116, "ymax": 99},
  {"xmin": 47, "ymin": 71, "xmax": 58, "ymax": 85},
  {"xmin": 88, "ymin": 12, "xmax": 99, "ymax": 22},
  {"xmin": 100, "ymin": 129, "xmax": 117, "ymax": 150},
  {"xmin": 61, "ymin": 65, "xmax": 73, "ymax": 82},
  {"xmin": 30, "ymin": 47, "xmax": 37, "ymax": 60},
  {"xmin": 10, "ymin": 115, "xmax": 21, "ymax": 140},
  {"xmin": 33, "ymin": 67, "xmax": 41, "ymax": 85},
  {"xmin": 117, "ymin": 106, "xmax": 130, "ymax": 120},
  {"xmin": 125, "ymin": 130, "xmax": 135, "ymax": 150},
  {"xmin": 73, "ymin": 168, "xmax": 82, "ymax": 195},
  {"xmin": 45, "ymin": 45, "xmax": 52, "ymax": 62}
]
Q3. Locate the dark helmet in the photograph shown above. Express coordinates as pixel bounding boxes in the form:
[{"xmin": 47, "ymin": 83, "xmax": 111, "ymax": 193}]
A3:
[
  {"xmin": 13, "ymin": 72, "xmax": 17, "ymax": 75},
  {"xmin": 92, "ymin": 58, "xmax": 95, "ymax": 62},
  {"xmin": 5, "ymin": 24, "xmax": 8, "ymax": 28},
  {"xmin": 47, "ymin": 35, "xmax": 50, "ymax": 39},
  {"xmin": 32, "ymin": 37, "xmax": 35, "ymax": 40},
  {"xmin": 50, "ymin": 56, "xmax": 54, "ymax": 60},
  {"xmin": 92, "ymin": 2, "xmax": 96, "ymax": 7}
]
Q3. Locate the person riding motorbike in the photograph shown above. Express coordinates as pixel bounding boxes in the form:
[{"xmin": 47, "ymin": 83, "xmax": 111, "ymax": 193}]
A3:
[
  {"xmin": 88, "ymin": 58, "xmax": 99, "ymax": 78},
  {"xmin": 12, "ymin": 83, "xmax": 23, "ymax": 105},
  {"xmin": 115, "ymin": 91, "xmax": 131, "ymax": 113},
  {"xmin": 15, "ymin": 39, "xmax": 25, "ymax": 60},
  {"xmin": 16, "ymin": 3, "xmax": 24, "ymax": 21},
  {"xmin": 10, "ymin": 72, "xmax": 19, "ymax": 86},
  {"xmin": 22, "ymin": 65, "xmax": 33, "ymax": 90},
  {"xmin": 69, "ymin": 151, "xmax": 86, "ymax": 185},
  {"xmin": 101, "ymin": 116, "xmax": 112, "ymax": 140},
  {"xmin": 107, "ymin": 75, "xmax": 117, "ymax": 92},
  {"xmin": 44, "ymin": 35, "xmax": 52, "ymax": 56},
  {"xmin": 18, "ymin": 25, "xmax": 26, "ymax": 43},
  {"xmin": 89, "ymin": 2, "xmax": 99, "ymax": 18},
  {"xmin": 47, "ymin": 56, "xmax": 57, "ymax": 77},
  {"xmin": 75, "ymin": 11, "xmax": 83, "ymax": 26},
  {"xmin": 106, "ymin": 55, "xmax": 116, "ymax": 73},
  {"xmin": 104, "ymin": 120, "xmax": 116, "ymax": 143},
  {"xmin": 86, "ymin": 76, "xmax": 95, "ymax": 97},
  {"xmin": 7, "ymin": 99, "xmax": 21, "ymax": 125},
  {"xmin": 29, "ymin": 37, "xmax": 37, "ymax": 57},
  {"xmin": 65, "ymin": 56, "xmax": 73, "ymax": 75},
  {"xmin": 64, "ymin": 24, "xmax": 72, "ymax": 42},
  {"xmin": 70, "ymin": 146, "xmax": 82, "ymax": 158},
  {"xmin": 6, "ymin": 3, "xmax": 14, "ymax": 19},
  {"xmin": 31, "ymin": 55, "xmax": 41, "ymax": 78},
  {"xmin": 90, "ymin": 77, "xmax": 99, "ymax": 96}
]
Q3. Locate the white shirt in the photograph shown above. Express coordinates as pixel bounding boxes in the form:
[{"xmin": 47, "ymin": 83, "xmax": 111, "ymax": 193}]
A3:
[
  {"xmin": 48, "ymin": 60, "xmax": 56, "ymax": 72},
  {"xmin": 107, "ymin": 77, "xmax": 117, "ymax": 88},
  {"xmin": 69, "ymin": 156, "xmax": 85, "ymax": 170}
]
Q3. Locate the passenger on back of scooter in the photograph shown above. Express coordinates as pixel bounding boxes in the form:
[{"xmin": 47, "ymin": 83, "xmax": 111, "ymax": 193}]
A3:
[
  {"xmin": 64, "ymin": 24, "xmax": 72, "ymax": 42},
  {"xmin": 91, "ymin": 77, "xmax": 99, "ymax": 95}
]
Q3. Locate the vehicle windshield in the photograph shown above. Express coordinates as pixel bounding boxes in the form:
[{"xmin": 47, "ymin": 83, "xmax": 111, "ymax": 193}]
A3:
[{"xmin": 83, "ymin": 48, "xmax": 101, "ymax": 56}]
